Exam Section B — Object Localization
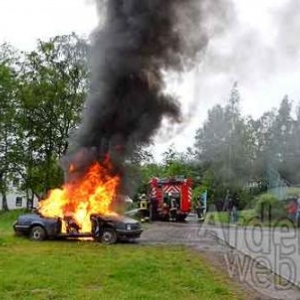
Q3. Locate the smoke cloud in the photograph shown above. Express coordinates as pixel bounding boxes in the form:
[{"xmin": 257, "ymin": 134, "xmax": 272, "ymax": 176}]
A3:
[
  {"xmin": 276, "ymin": 0, "xmax": 300, "ymax": 58},
  {"xmin": 201, "ymin": 0, "xmax": 300, "ymax": 84},
  {"xmin": 65, "ymin": 0, "xmax": 234, "ymax": 193}
]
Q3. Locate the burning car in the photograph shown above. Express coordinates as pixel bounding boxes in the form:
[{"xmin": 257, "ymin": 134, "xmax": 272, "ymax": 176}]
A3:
[
  {"xmin": 14, "ymin": 160, "xmax": 143, "ymax": 245},
  {"xmin": 13, "ymin": 212, "xmax": 143, "ymax": 244}
]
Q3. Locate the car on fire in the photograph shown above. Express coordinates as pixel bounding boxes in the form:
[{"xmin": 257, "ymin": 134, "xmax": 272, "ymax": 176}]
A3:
[{"xmin": 13, "ymin": 212, "xmax": 143, "ymax": 244}]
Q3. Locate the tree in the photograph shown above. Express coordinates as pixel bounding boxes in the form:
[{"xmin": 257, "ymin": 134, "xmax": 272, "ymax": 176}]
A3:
[
  {"xmin": 252, "ymin": 110, "xmax": 276, "ymax": 178},
  {"xmin": 193, "ymin": 84, "xmax": 264, "ymax": 208},
  {"xmin": 195, "ymin": 84, "xmax": 253, "ymax": 188},
  {"xmin": 0, "ymin": 44, "xmax": 19, "ymax": 210},
  {"xmin": 14, "ymin": 34, "xmax": 89, "ymax": 200},
  {"xmin": 290, "ymin": 105, "xmax": 300, "ymax": 183},
  {"xmin": 269, "ymin": 96, "xmax": 293, "ymax": 180}
]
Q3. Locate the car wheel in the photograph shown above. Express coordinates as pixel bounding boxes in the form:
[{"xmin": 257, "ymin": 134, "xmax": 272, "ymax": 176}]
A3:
[
  {"xmin": 30, "ymin": 226, "xmax": 46, "ymax": 241},
  {"xmin": 101, "ymin": 228, "xmax": 117, "ymax": 244}
]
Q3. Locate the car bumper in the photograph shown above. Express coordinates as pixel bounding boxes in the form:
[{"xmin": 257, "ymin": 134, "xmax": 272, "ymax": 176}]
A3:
[
  {"xmin": 13, "ymin": 222, "xmax": 30, "ymax": 234},
  {"xmin": 116, "ymin": 229, "xmax": 143, "ymax": 239}
]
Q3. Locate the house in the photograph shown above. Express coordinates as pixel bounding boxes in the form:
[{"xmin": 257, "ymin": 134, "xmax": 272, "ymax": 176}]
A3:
[
  {"xmin": 0, "ymin": 188, "xmax": 38, "ymax": 210},
  {"xmin": 267, "ymin": 167, "xmax": 290, "ymax": 200}
]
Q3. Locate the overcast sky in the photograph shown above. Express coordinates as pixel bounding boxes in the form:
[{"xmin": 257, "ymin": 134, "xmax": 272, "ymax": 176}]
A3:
[{"xmin": 0, "ymin": 0, "xmax": 299, "ymax": 161}]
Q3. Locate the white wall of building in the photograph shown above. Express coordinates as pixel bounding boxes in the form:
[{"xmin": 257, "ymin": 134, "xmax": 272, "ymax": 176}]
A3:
[{"xmin": 0, "ymin": 191, "xmax": 38, "ymax": 210}]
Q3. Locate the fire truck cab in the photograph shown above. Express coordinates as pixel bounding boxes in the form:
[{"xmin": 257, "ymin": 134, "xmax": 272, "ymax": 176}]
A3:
[{"xmin": 148, "ymin": 176, "xmax": 192, "ymax": 222}]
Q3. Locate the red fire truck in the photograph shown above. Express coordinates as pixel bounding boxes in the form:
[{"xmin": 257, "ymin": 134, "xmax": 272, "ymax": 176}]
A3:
[{"xmin": 148, "ymin": 176, "xmax": 192, "ymax": 221}]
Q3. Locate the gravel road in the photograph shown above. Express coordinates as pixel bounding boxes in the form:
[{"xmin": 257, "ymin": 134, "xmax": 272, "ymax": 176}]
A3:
[{"xmin": 138, "ymin": 220, "xmax": 300, "ymax": 300}]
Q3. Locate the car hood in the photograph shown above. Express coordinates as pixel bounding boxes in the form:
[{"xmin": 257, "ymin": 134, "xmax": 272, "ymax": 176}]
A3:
[
  {"xmin": 18, "ymin": 213, "xmax": 57, "ymax": 222},
  {"xmin": 101, "ymin": 214, "xmax": 139, "ymax": 224},
  {"xmin": 18, "ymin": 213, "xmax": 41, "ymax": 220}
]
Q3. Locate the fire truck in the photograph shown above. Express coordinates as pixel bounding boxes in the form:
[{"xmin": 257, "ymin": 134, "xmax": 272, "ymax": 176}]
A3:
[{"xmin": 148, "ymin": 176, "xmax": 193, "ymax": 222}]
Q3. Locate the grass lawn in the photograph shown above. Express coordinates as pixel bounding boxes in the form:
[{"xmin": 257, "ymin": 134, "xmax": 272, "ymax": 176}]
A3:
[
  {"xmin": 206, "ymin": 209, "xmax": 294, "ymax": 228},
  {"xmin": 0, "ymin": 210, "xmax": 243, "ymax": 300},
  {"xmin": 206, "ymin": 210, "xmax": 257, "ymax": 226}
]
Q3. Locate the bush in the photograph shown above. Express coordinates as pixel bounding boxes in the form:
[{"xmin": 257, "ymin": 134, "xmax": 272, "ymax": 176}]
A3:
[
  {"xmin": 254, "ymin": 194, "xmax": 286, "ymax": 221},
  {"xmin": 205, "ymin": 211, "xmax": 229, "ymax": 225}
]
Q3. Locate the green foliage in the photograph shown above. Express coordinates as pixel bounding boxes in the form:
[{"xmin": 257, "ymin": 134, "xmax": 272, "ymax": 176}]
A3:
[
  {"xmin": 0, "ymin": 34, "xmax": 89, "ymax": 202},
  {"xmin": 206, "ymin": 209, "xmax": 264, "ymax": 226},
  {"xmin": 194, "ymin": 84, "xmax": 257, "ymax": 202},
  {"xmin": 192, "ymin": 84, "xmax": 300, "ymax": 207},
  {"xmin": 162, "ymin": 146, "xmax": 187, "ymax": 177},
  {"xmin": 199, "ymin": 170, "xmax": 215, "ymax": 201},
  {"xmin": 0, "ymin": 209, "xmax": 27, "ymax": 231},
  {"xmin": 238, "ymin": 189, "xmax": 254, "ymax": 210},
  {"xmin": 255, "ymin": 193, "xmax": 279, "ymax": 210},
  {"xmin": 254, "ymin": 194, "xmax": 286, "ymax": 220},
  {"xmin": 192, "ymin": 186, "xmax": 204, "ymax": 203},
  {"xmin": 205, "ymin": 211, "xmax": 231, "ymax": 225},
  {"xmin": 0, "ymin": 44, "xmax": 20, "ymax": 210},
  {"xmin": 137, "ymin": 146, "xmax": 202, "ymax": 196}
]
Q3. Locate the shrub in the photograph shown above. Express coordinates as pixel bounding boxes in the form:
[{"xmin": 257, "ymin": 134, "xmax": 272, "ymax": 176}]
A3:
[{"xmin": 254, "ymin": 194, "xmax": 286, "ymax": 221}]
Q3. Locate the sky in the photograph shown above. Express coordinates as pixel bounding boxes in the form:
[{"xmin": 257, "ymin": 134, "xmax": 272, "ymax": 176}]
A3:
[{"xmin": 0, "ymin": 0, "xmax": 299, "ymax": 161}]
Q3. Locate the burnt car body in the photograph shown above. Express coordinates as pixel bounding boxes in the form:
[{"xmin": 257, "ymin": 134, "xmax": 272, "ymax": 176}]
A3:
[{"xmin": 13, "ymin": 213, "xmax": 143, "ymax": 244}]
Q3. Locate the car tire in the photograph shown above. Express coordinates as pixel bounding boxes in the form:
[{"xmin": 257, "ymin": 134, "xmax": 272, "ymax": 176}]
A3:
[
  {"xmin": 30, "ymin": 226, "xmax": 46, "ymax": 241},
  {"xmin": 101, "ymin": 228, "xmax": 117, "ymax": 244}
]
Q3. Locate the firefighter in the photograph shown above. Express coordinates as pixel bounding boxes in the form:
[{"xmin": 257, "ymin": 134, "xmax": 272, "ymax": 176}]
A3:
[
  {"xmin": 139, "ymin": 194, "xmax": 148, "ymax": 223},
  {"xmin": 150, "ymin": 197, "xmax": 158, "ymax": 221},
  {"xmin": 196, "ymin": 195, "xmax": 205, "ymax": 221}
]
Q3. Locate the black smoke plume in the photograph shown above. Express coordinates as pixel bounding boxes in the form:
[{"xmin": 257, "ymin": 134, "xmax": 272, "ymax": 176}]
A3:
[{"xmin": 66, "ymin": 0, "xmax": 223, "ymax": 192}]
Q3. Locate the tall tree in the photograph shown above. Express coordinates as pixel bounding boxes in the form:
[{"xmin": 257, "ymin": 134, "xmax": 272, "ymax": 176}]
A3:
[
  {"xmin": 0, "ymin": 44, "xmax": 19, "ymax": 210},
  {"xmin": 15, "ymin": 34, "xmax": 89, "ymax": 199},
  {"xmin": 290, "ymin": 105, "xmax": 300, "ymax": 183},
  {"xmin": 252, "ymin": 110, "xmax": 276, "ymax": 177},
  {"xmin": 194, "ymin": 84, "xmax": 257, "ymax": 201},
  {"xmin": 267, "ymin": 96, "xmax": 293, "ymax": 182}
]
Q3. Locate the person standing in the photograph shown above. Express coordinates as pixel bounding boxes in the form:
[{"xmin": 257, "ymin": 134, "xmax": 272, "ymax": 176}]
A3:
[
  {"xmin": 231, "ymin": 193, "xmax": 239, "ymax": 223},
  {"xmin": 196, "ymin": 196, "xmax": 205, "ymax": 221},
  {"xmin": 150, "ymin": 197, "xmax": 158, "ymax": 221},
  {"xmin": 224, "ymin": 191, "xmax": 233, "ymax": 223},
  {"xmin": 139, "ymin": 194, "xmax": 148, "ymax": 223},
  {"xmin": 287, "ymin": 199, "xmax": 297, "ymax": 223},
  {"xmin": 170, "ymin": 197, "xmax": 178, "ymax": 221}
]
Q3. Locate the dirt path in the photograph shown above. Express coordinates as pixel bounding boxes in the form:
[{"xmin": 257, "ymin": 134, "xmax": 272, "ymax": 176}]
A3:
[{"xmin": 139, "ymin": 222, "xmax": 300, "ymax": 300}]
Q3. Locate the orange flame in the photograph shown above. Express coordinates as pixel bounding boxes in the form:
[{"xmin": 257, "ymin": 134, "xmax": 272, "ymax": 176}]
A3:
[{"xmin": 38, "ymin": 159, "xmax": 120, "ymax": 233}]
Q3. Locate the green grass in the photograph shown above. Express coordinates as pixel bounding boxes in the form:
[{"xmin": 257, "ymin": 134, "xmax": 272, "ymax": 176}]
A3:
[
  {"xmin": 206, "ymin": 210, "xmax": 260, "ymax": 226},
  {"xmin": 0, "ymin": 210, "xmax": 243, "ymax": 300},
  {"xmin": 206, "ymin": 209, "xmax": 296, "ymax": 228}
]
